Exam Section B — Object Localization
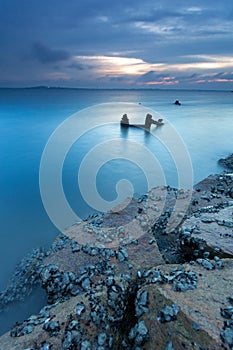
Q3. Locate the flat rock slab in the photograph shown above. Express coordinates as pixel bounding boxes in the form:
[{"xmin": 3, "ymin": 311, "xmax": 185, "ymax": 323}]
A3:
[
  {"xmin": 140, "ymin": 286, "xmax": 220, "ymax": 349},
  {"xmin": 44, "ymin": 231, "xmax": 165, "ymax": 279},
  {"xmin": 64, "ymin": 186, "xmax": 192, "ymax": 248},
  {"xmin": 155, "ymin": 259, "xmax": 233, "ymax": 346},
  {"xmin": 182, "ymin": 205, "xmax": 233, "ymax": 256}
]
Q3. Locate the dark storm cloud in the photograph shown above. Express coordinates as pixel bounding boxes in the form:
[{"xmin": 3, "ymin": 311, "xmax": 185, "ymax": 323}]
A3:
[
  {"xmin": 137, "ymin": 71, "xmax": 168, "ymax": 82},
  {"xmin": 31, "ymin": 42, "xmax": 71, "ymax": 64},
  {"xmin": 66, "ymin": 62, "xmax": 86, "ymax": 70}
]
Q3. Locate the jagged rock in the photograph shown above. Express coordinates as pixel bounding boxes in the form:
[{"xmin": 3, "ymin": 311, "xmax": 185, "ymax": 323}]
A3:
[
  {"xmin": 40, "ymin": 342, "xmax": 52, "ymax": 350},
  {"xmin": 43, "ymin": 321, "xmax": 60, "ymax": 336},
  {"xmin": 191, "ymin": 173, "xmax": 233, "ymax": 213},
  {"xmin": 135, "ymin": 289, "xmax": 149, "ymax": 317},
  {"xmin": 97, "ymin": 332, "xmax": 107, "ymax": 346},
  {"xmin": 220, "ymin": 328, "xmax": 233, "ymax": 347},
  {"xmin": 128, "ymin": 320, "xmax": 148, "ymax": 346},
  {"xmin": 219, "ymin": 154, "xmax": 233, "ymax": 170},
  {"xmin": 0, "ymin": 248, "xmax": 44, "ymax": 312},
  {"xmin": 158, "ymin": 304, "xmax": 179, "ymax": 323}
]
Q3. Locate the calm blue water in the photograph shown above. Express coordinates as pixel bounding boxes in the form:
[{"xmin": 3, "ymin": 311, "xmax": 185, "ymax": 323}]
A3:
[{"xmin": 0, "ymin": 88, "xmax": 232, "ymax": 334}]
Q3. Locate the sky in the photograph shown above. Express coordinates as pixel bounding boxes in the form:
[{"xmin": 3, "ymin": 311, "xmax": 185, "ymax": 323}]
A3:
[{"xmin": 0, "ymin": 0, "xmax": 233, "ymax": 89}]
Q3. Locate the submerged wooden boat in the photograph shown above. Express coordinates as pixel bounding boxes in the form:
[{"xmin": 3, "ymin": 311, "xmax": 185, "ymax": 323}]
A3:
[
  {"xmin": 121, "ymin": 123, "xmax": 145, "ymax": 128},
  {"xmin": 120, "ymin": 119, "xmax": 164, "ymax": 129}
]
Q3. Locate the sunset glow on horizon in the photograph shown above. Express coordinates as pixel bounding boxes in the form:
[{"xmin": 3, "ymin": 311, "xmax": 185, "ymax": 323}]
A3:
[{"xmin": 0, "ymin": 0, "xmax": 232, "ymax": 89}]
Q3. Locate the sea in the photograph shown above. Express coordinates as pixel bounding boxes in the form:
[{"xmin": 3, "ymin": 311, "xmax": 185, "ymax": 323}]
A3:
[{"xmin": 0, "ymin": 88, "xmax": 232, "ymax": 335}]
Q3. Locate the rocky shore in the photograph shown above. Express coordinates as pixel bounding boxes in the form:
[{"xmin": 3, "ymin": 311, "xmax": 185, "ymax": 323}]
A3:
[
  {"xmin": 219, "ymin": 154, "xmax": 233, "ymax": 170},
  {"xmin": 0, "ymin": 155, "xmax": 233, "ymax": 349}
]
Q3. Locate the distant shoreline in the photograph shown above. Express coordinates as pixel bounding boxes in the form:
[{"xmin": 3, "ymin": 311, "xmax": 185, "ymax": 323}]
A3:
[{"xmin": 0, "ymin": 86, "xmax": 231, "ymax": 92}]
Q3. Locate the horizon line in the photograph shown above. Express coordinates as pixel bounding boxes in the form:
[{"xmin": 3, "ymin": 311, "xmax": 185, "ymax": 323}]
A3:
[{"xmin": 0, "ymin": 85, "xmax": 232, "ymax": 92}]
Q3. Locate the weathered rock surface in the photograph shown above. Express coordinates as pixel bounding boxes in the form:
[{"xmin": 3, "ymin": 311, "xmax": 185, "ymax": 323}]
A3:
[
  {"xmin": 181, "ymin": 205, "xmax": 233, "ymax": 257},
  {"xmin": 64, "ymin": 186, "xmax": 192, "ymax": 249},
  {"xmin": 156, "ymin": 259, "xmax": 233, "ymax": 346},
  {"xmin": 44, "ymin": 231, "xmax": 165, "ymax": 281}
]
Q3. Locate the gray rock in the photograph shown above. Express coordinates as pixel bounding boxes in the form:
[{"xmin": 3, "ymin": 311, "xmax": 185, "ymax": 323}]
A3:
[
  {"xmin": 168, "ymin": 270, "xmax": 198, "ymax": 292},
  {"xmin": 165, "ymin": 340, "xmax": 175, "ymax": 350},
  {"xmin": 135, "ymin": 290, "xmax": 149, "ymax": 318},
  {"xmin": 196, "ymin": 258, "xmax": 215, "ymax": 270},
  {"xmin": 75, "ymin": 302, "xmax": 86, "ymax": 317},
  {"xmin": 97, "ymin": 332, "xmax": 107, "ymax": 346},
  {"xmin": 67, "ymin": 320, "xmax": 79, "ymax": 331},
  {"xmin": 129, "ymin": 320, "xmax": 148, "ymax": 346},
  {"xmin": 117, "ymin": 251, "xmax": 126, "ymax": 262},
  {"xmin": 221, "ymin": 306, "xmax": 233, "ymax": 319},
  {"xmin": 159, "ymin": 304, "xmax": 179, "ymax": 323},
  {"xmin": 40, "ymin": 343, "xmax": 51, "ymax": 350},
  {"xmin": 201, "ymin": 217, "xmax": 215, "ymax": 223},
  {"xmin": 221, "ymin": 327, "xmax": 233, "ymax": 347},
  {"xmin": 62, "ymin": 331, "xmax": 73, "ymax": 349},
  {"xmin": 10, "ymin": 323, "xmax": 34, "ymax": 337},
  {"xmin": 81, "ymin": 278, "xmax": 91, "ymax": 291},
  {"xmin": 81, "ymin": 340, "xmax": 92, "ymax": 350},
  {"xmin": 43, "ymin": 321, "xmax": 60, "ymax": 336}
]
